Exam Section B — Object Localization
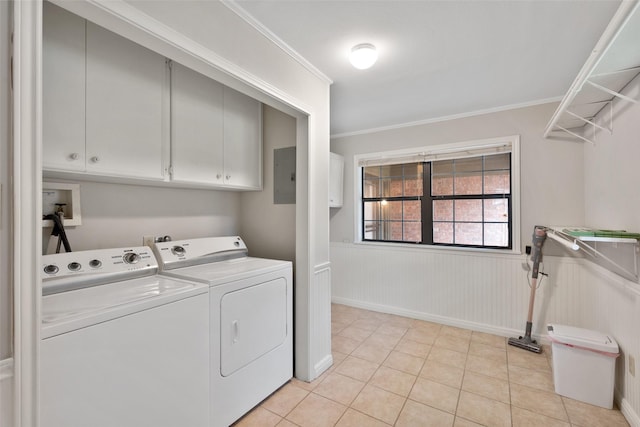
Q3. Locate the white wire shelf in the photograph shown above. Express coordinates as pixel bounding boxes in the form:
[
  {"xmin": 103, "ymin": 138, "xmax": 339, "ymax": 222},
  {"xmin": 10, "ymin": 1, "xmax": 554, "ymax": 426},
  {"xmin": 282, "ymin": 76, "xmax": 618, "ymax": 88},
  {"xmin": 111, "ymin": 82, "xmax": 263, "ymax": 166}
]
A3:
[
  {"xmin": 546, "ymin": 226, "xmax": 639, "ymax": 282},
  {"xmin": 544, "ymin": 1, "xmax": 640, "ymax": 144}
]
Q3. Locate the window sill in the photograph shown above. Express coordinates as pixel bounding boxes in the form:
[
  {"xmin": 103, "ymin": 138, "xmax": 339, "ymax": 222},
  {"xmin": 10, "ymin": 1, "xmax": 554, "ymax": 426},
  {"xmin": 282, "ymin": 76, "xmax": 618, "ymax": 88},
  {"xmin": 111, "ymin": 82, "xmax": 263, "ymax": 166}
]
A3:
[{"xmin": 337, "ymin": 240, "xmax": 523, "ymax": 257}]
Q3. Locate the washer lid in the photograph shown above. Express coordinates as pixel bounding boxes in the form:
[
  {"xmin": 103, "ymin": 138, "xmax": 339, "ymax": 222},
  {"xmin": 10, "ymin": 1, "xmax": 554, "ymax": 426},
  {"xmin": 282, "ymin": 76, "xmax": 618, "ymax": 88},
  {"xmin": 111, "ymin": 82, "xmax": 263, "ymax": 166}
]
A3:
[
  {"xmin": 42, "ymin": 275, "xmax": 207, "ymax": 339},
  {"xmin": 547, "ymin": 324, "xmax": 618, "ymax": 354}
]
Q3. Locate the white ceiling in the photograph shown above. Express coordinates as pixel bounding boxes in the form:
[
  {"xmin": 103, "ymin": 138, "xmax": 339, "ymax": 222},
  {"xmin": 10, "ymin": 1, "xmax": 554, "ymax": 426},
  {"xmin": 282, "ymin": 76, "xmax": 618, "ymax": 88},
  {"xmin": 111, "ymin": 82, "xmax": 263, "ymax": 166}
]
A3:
[{"xmin": 231, "ymin": 0, "xmax": 621, "ymax": 137}]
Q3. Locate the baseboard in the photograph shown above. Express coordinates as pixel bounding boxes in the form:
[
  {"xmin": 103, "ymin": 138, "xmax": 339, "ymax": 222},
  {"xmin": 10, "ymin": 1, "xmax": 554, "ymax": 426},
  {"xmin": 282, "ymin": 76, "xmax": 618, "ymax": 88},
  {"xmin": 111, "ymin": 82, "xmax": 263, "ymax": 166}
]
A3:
[
  {"xmin": 331, "ymin": 297, "xmax": 550, "ymax": 344},
  {"xmin": 314, "ymin": 353, "xmax": 333, "ymax": 379},
  {"xmin": 619, "ymin": 395, "xmax": 640, "ymax": 427}
]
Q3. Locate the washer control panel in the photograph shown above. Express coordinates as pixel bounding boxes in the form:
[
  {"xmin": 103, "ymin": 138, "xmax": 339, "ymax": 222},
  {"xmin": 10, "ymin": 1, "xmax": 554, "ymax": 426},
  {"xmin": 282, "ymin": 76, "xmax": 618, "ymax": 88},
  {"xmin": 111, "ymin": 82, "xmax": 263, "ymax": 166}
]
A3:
[{"xmin": 42, "ymin": 247, "xmax": 157, "ymax": 279}]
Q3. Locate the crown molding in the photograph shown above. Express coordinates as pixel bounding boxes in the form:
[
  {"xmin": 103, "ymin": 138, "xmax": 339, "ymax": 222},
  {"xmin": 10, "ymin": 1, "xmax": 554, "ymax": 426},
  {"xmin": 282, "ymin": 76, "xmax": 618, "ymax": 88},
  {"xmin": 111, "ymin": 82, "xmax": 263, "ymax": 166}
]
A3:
[
  {"xmin": 332, "ymin": 96, "xmax": 563, "ymax": 139},
  {"xmin": 221, "ymin": 0, "xmax": 333, "ymax": 85}
]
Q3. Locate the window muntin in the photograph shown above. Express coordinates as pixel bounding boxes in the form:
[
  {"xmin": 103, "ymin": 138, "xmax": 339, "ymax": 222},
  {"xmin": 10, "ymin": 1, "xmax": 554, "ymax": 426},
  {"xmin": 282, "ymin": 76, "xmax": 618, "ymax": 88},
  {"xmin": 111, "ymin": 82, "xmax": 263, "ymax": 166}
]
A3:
[
  {"xmin": 430, "ymin": 153, "xmax": 511, "ymax": 248},
  {"xmin": 362, "ymin": 163, "xmax": 423, "ymax": 243},
  {"xmin": 362, "ymin": 152, "xmax": 512, "ymax": 249}
]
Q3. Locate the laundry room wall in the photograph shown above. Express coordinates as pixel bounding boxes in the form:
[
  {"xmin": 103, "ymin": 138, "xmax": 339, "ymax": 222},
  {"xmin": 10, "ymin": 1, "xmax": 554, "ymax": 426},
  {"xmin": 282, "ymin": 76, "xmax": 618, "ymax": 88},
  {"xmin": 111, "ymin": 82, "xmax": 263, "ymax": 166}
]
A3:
[
  {"xmin": 581, "ymin": 73, "xmax": 640, "ymax": 425},
  {"xmin": 1, "ymin": 1, "xmax": 14, "ymax": 424},
  {"xmin": 42, "ymin": 183, "xmax": 241, "ymax": 253},
  {"xmin": 239, "ymin": 105, "xmax": 297, "ymax": 263},
  {"xmin": 584, "ymin": 73, "xmax": 640, "ymax": 233},
  {"xmin": 0, "ymin": 0, "xmax": 11, "ymax": 362},
  {"xmin": 330, "ymin": 102, "xmax": 585, "ymax": 250},
  {"xmin": 329, "ymin": 101, "xmax": 587, "ymax": 334}
]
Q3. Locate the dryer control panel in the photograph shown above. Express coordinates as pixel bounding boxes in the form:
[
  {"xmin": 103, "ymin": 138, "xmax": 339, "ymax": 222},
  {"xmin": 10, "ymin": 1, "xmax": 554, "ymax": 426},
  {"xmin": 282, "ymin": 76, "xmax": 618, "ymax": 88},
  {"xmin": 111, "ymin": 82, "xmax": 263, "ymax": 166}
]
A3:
[
  {"xmin": 42, "ymin": 247, "xmax": 158, "ymax": 295},
  {"xmin": 154, "ymin": 236, "xmax": 248, "ymax": 270}
]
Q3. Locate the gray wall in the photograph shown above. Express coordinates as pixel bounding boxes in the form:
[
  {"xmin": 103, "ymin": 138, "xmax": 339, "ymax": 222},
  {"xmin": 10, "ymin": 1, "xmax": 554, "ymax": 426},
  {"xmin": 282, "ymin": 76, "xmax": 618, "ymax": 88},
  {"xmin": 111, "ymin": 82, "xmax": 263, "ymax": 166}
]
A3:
[
  {"xmin": 240, "ymin": 105, "xmax": 296, "ymax": 262},
  {"xmin": 330, "ymin": 102, "xmax": 585, "ymax": 254},
  {"xmin": 583, "ymin": 73, "xmax": 640, "ymax": 417},
  {"xmin": 584, "ymin": 74, "xmax": 640, "ymax": 231},
  {"xmin": 43, "ymin": 182, "xmax": 242, "ymax": 253}
]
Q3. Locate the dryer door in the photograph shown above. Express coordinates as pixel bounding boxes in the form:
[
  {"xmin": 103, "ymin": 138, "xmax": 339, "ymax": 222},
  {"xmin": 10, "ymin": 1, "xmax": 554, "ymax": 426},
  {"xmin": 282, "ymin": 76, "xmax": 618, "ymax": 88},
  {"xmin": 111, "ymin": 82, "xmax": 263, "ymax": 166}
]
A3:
[{"xmin": 219, "ymin": 277, "xmax": 288, "ymax": 376}]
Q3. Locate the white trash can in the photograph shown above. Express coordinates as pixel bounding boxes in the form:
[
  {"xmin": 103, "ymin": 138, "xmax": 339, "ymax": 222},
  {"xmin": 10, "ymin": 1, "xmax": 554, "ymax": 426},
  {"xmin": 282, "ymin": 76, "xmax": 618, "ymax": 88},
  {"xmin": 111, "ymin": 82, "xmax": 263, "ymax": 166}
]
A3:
[{"xmin": 547, "ymin": 324, "xmax": 619, "ymax": 409}]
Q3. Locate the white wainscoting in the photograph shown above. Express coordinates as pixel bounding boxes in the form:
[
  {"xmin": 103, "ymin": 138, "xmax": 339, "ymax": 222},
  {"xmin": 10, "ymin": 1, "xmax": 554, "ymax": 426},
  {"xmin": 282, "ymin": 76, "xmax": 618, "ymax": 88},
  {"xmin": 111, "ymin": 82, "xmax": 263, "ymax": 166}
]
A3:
[
  {"xmin": 312, "ymin": 262, "xmax": 333, "ymax": 378},
  {"xmin": 0, "ymin": 358, "xmax": 13, "ymax": 427},
  {"xmin": 330, "ymin": 242, "xmax": 640, "ymax": 426}
]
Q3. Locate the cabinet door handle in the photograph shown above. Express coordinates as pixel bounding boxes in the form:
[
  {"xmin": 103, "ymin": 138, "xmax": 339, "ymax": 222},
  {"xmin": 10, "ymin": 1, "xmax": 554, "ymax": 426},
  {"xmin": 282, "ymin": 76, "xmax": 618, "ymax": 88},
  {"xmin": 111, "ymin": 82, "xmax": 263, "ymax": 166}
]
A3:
[
  {"xmin": 216, "ymin": 173, "xmax": 222, "ymax": 180},
  {"xmin": 90, "ymin": 156, "xmax": 100, "ymax": 163},
  {"xmin": 226, "ymin": 175, "xmax": 231, "ymax": 180},
  {"xmin": 69, "ymin": 153, "xmax": 79, "ymax": 160}
]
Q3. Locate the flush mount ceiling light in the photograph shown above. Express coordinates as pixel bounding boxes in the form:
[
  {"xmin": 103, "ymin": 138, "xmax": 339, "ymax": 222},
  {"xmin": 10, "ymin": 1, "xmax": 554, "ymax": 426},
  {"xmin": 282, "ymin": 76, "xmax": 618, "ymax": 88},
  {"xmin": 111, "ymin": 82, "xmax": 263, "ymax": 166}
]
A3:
[{"xmin": 349, "ymin": 43, "xmax": 378, "ymax": 70}]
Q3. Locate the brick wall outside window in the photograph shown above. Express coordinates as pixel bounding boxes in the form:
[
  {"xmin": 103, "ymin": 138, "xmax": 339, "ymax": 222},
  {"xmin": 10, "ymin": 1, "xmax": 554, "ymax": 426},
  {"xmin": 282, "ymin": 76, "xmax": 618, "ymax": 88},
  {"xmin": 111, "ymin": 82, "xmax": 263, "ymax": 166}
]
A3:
[{"xmin": 362, "ymin": 151, "xmax": 511, "ymax": 249}]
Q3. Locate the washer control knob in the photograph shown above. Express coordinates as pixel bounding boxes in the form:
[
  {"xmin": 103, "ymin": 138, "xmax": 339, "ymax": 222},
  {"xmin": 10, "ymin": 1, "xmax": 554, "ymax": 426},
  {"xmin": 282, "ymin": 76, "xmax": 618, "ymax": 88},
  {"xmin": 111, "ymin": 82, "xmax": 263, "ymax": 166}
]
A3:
[
  {"xmin": 43, "ymin": 264, "xmax": 59, "ymax": 275},
  {"xmin": 89, "ymin": 259, "xmax": 102, "ymax": 268},
  {"xmin": 68, "ymin": 262, "xmax": 82, "ymax": 271},
  {"xmin": 171, "ymin": 245, "xmax": 186, "ymax": 256},
  {"xmin": 123, "ymin": 252, "xmax": 141, "ymax": 264}
]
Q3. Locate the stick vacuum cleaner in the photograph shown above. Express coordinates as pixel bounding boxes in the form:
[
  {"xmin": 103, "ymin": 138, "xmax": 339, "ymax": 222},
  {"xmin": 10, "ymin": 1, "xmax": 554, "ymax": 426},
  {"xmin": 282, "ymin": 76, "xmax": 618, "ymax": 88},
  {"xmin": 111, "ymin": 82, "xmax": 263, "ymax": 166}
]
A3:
[{"xmin": 508, "ymin": 225, "xmax": 548, "ymax": 353}]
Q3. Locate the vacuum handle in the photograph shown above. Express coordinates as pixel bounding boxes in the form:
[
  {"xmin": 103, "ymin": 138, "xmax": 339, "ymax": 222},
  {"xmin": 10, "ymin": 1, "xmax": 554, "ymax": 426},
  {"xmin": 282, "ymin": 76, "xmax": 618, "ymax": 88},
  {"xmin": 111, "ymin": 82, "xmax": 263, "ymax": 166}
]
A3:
[{"xmin": 530, "ymin": 226, "xmax": 547, "ymax": 279}]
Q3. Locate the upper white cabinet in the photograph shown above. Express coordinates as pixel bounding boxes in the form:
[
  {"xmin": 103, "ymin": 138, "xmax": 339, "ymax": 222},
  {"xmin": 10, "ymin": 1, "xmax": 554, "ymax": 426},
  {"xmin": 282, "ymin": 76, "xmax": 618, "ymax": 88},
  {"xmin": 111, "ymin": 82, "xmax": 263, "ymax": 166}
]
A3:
[
  {"xmin": 43, "ymin": 2, "xmax": 86, "ymax": 172},
  {"xmin": 85, "ymin": 23, "xmax": 167, "ymax": 180},
  {"xmin": 43, "ymin": 4, "xmax": 262, "ymax": 190},
  {"xmin": 171, "ymin": 64, "xmax": 262, "ymax": 190},
  {"xmin": 223, "ymin": 88, "xmax": 262, "ymax": 190},
  {"xmin": 44, "ymin": 3, "xmax": 167, "ymax": 182},
  {"xmin": 170, "ymin": 63, "xmax": 224, "ymax": 185}
]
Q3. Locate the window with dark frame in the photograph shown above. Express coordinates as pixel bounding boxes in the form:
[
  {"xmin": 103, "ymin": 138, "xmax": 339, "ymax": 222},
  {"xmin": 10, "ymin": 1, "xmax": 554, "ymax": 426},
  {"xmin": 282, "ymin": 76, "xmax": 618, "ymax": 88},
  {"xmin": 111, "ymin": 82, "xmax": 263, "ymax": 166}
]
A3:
[{"xmin": 362, "ymin": 153, "xmax": 512, "ymax": 249}]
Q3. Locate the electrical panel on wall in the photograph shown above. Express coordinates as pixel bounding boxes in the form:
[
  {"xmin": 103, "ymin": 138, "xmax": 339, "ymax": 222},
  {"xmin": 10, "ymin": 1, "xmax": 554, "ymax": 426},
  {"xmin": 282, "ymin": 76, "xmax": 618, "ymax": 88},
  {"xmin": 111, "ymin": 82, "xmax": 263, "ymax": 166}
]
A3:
[
  {"xmin": 42, "ymin": 182, "xmax": 82, "ymax": 227},
  {"xmin": 274, "ymin": 147, "xmax": 296, "ymax": 204}
]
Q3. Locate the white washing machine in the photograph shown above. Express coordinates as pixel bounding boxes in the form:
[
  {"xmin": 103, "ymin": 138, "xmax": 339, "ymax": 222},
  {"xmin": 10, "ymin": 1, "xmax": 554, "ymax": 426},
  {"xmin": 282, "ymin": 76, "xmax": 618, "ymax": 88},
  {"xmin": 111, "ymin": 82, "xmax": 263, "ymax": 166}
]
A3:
[
  {"xmin": 41, "ymin": 247, "xmax": 210, "ymax": 427},
  {"xmin": 153, "ymin": 236, "xmax": 293, "ymax": 427}
]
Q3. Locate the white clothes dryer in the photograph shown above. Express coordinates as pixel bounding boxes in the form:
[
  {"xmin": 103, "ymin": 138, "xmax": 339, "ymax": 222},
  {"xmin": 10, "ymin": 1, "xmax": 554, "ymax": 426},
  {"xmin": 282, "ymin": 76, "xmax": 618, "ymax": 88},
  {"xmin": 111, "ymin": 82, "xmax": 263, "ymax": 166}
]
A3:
[
  {"xmin": 41, "ymin": 247, "xmax": 210, "ymax": 427},
  {"xmin": 154, "ymin": 236, "xmax": 293, "ymax": 427}
]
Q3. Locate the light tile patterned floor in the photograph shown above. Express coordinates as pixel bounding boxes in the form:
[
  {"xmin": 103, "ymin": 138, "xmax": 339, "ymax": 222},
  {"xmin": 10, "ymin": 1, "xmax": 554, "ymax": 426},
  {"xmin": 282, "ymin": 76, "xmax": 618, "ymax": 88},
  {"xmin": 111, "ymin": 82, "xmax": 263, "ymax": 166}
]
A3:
[{"xmin": 234, "ymin": 304, "xmax": 629, "ymax": 427}]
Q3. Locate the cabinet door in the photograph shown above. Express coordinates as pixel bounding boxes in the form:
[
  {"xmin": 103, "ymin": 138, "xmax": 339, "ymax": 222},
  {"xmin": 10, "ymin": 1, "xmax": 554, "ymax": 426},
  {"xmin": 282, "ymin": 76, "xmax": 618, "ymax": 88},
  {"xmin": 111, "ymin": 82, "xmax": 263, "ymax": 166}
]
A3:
[
  {"xmin": 86, "ymin": 23, "xmax": 166, "ymax": 180},
  {"xmin": 43, "ymin": 2, "xmax": 86, "ymax": 172},
  {"xmin": 223, "ymin": 88, "xmax": 262, "ymax": 189},
  {"xmin": 170, "ymin": 63, "xmax": 224, "ymax": 184}
]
